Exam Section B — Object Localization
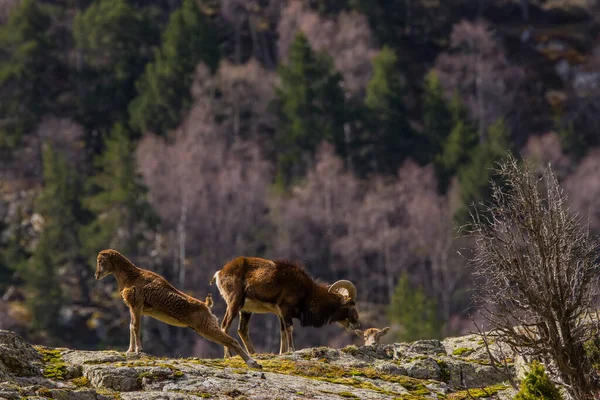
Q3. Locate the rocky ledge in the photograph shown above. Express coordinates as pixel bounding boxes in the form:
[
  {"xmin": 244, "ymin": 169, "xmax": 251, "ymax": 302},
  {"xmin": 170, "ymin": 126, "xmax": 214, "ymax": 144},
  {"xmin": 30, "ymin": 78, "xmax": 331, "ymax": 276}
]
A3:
[{"xmin": 0, "ymin": 330, "xmax": 517, "ymax": 399}]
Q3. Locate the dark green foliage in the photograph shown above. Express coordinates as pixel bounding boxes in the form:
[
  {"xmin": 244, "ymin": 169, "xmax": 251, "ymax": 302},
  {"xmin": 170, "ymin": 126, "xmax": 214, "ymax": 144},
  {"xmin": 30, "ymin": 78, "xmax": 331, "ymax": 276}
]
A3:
[
  {"xmin": 434, "ymin": 92, "xmax": 478, "ymax": 191},
  {"xmin": 422, "ymin": 70, "xmax": 452, "ymax": 159},
  {"xmin": 362, "ymin": 46, "xmax": 422, "ymax": 173},
  {"xmin": 24, "ymin": 146, "xmax": 85, "ymax": 334},
  {"xmin": 557, "ymin": 119, "xmax": 586, "ymax": 161},
  {"xmin": 0, "ymin": 220, "xmax": 29, "ymax": 292},
  {"xmin": 0, "ymin": 0, "xmax": 62, "ymax": 149},
  {"xmin": 83, "ymin": 124, "xmax": 157, "ymax": 257},
  {"xmin": 455, "ymin": 117, "xmax": 511, "ymax": 221},
  {"xmin": 515, "ymin": 361, "xmax": 563, "ymax": 400},
  {"xmin": 129, "ymin": 0, "xmax": 220, "ymax": 135},
  {"xmin": 388, "ymin": 273, "xmax": 441, "ymax": 342},
  {"xmin": 304, "ymin": 0, "xmax": 352, "ymax": 15},
  {"xmin": 352, "ymin": 0, "xmax": 407, "ymax": 47},
  {"xmin": 74, "ymin": 0, "xmax": 161, "ymax": 133},
  {"xmin": 26, "ymin": 232, "xmax": 64, "ymax": 335},
  {"xmin": 274, "ymin": 32, "xmax": 347, "ymax": 187},
  {"xmin": 584, "ymin": 337, "xmax": 600, "ymax": 372},
  {"xmin": 353, "ymin": 0, "xmax": 453, "ymax": 49}
]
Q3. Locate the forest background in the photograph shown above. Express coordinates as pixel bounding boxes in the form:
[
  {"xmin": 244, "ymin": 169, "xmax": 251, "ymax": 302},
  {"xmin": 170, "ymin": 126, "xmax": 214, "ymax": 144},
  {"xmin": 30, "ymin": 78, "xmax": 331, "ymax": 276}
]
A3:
[{"xmin": 1, "ymin": 0, "xmax": 599, "ymax": 358}]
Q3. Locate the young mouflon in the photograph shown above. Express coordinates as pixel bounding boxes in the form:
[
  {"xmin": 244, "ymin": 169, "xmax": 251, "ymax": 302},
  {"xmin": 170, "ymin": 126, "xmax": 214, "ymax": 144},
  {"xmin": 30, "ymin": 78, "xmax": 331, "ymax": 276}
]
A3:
[
  {"xmin": 355, "ymin": 327, "xmax": 390, "ymax": 346},
  {"xmin": 95, "ymin": 249, "xmax": 261, "ymax": 369}
]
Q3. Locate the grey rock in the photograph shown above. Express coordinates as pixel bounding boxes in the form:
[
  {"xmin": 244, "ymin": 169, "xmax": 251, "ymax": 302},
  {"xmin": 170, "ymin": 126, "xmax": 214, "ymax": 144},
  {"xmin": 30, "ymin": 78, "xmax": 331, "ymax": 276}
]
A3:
[
  {"xmin": 0, "ymin": 388, "xmax": 20, "ymax": 400},
  {"xmin": 85, "ymin": 366, "xmax": 141, "ymax": 392},
  {"xmin": 294, "ymin": 346, "xmax": 340, "ymax": 361},
  {"xmin": 373, "ymin": 361, "xmax": 407, "ymax": 376},
  {"xmin": 121, "ymin": 392, "xmax": 210, "ymax": 400},
  {"xmin": 0, "ymin": 330, "xmax": 43, "ymax": 377},
  {"xmin": 48, "ymin": 389, "xmax": 98, "ymax": 400},
  {"xmin": 407, "ymin": 339, "xmax": 447, "ymax": 356},
  {"xmin": 443, "ymin": 357, "xmax": 512, "ymax": 388},
  {"xmin": 405, "ymin": 357, "xmax": 442, "ymax": 380},
  {"xmin": 62, "ymin": 349, "xmax": 126, "ymax": 367},
  {"xmin": 0, "ymin": 329, "xmax": 518, "ymax": 399}
]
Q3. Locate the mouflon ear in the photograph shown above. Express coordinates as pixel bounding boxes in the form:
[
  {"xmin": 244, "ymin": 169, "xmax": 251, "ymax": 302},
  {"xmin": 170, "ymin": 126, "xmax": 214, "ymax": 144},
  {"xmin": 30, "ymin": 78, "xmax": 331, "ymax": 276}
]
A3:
[
  {"xmin": 354, "ymin": 329, "xmax": 364, "ymax": 337},
  {"xmin": 379, "ymin": 327, "xmax": 390, "ymax": 337}
]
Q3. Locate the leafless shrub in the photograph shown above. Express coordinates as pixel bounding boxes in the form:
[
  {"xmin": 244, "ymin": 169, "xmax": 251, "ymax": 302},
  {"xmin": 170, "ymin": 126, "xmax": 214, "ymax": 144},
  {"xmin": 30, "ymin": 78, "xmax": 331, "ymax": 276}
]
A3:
[{"xmin": 468, "ymin": 154, "xmax": 600, "ymax": 399}]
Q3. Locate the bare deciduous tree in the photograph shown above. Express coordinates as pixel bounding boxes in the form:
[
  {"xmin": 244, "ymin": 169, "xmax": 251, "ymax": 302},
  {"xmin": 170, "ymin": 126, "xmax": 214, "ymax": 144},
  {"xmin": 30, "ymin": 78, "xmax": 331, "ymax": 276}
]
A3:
[
  {"xmin": 522, "ymin": 131, "xmax": 573, "ymax": 180},
  {"xmin": 0, "ymin": 117, "xmax": 86, "ymax": 183},
  {"xmin": 435, "ymin": 20, "xmax": 524, "ymax": 141},
  {"xmin": 277, "ymin": 1, "xmax": 377, "ymax": 96},
  {"xmin": 563, "ymin": 149, "xmax": 600, "ymax": 235},
  {"xmin": 468, "ymin": 154, "xmax": 600, "ymax": 399}
]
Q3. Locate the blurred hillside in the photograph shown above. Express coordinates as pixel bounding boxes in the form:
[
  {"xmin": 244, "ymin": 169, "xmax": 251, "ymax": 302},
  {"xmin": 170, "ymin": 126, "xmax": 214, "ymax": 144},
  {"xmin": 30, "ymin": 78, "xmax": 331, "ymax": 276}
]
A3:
[{"xmin": 0, "ymin": 0, "xmax": 599, "ymax": 357}]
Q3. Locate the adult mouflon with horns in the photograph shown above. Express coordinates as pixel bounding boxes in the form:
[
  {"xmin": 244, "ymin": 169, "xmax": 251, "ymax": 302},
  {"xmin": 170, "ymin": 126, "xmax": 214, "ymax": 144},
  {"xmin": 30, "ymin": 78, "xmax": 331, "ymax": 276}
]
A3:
[
  {"xmin": 95, "ymin": 249, "xmax": 261, "ymax": 368},
  {"xmin": 211, "ymin": 256, "xmax": 361, "ymax": 356}
]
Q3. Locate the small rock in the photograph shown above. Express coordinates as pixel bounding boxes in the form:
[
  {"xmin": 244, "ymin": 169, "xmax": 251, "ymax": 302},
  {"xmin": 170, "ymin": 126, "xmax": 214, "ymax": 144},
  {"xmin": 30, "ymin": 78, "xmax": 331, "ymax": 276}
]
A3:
[
  {"xmin": 405, "ymin": 357, "xmax": 442, "ymax": 380},
  {"xmin": 49, "ymin": 389, "xmax": 97, "ymax": 400},
  {"xmin": 85, "ymin": 366, "xmax": 141, "ymax": 392},
  {"xmin": 407, "ymin": 340, "xmax": 446, "ymax": 356},
  {"xmin": 0, "ymin": 330, "xmax": 43, "ymax": 377},
  {"xmin": 374, "ymin": 361, "xmax": 407, "ymax": 376}
]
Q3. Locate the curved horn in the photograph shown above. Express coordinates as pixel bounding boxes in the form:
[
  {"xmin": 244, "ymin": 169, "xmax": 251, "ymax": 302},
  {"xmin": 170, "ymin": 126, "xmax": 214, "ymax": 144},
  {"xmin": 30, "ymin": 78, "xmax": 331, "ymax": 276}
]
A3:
[{"xmin": 328, "ymin": 280, "xmax": 357, "ymax": 301}]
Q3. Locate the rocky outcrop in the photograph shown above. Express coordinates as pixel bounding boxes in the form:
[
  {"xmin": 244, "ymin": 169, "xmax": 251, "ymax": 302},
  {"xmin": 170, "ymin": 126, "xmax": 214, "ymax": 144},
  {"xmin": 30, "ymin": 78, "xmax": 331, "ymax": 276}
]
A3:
[{"xmin": 0, "ymin": 330, "xmax": 518, "ymax": 399}]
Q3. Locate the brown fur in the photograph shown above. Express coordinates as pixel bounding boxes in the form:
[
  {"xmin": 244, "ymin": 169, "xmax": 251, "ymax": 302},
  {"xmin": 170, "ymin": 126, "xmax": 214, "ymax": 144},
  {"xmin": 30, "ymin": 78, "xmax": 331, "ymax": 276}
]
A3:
[
  {"xmin": 211, "ymin": 256, "xmax": 360, "ymax": 356},
  {"xmin": 95, "ymin": 249, "xmax": 260, "ymax": 368},
  {"xmin": 355, "ymin": 327, "xmax": 390, "ymax": 346}
]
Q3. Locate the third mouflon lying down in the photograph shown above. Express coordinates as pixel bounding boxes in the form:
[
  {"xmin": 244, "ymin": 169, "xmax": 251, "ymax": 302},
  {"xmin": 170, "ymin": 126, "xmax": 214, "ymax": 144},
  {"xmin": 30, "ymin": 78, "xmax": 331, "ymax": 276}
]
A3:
[
  {"xmin": 95, "ymin": 249, "xmax": 261, "ymax": 369},
  {"xmin": 211, "ymin": 256, "xmax": 361, "ymax": 356}
]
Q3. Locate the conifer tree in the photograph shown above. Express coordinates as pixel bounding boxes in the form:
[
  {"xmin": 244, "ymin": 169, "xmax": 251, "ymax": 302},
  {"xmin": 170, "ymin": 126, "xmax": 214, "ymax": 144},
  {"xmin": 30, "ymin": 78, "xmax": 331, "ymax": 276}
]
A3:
[
  {"xmin": 434, "ymin": 93, "xmax": 478, "ymax": 192},
  {"xmin": 388, "ymin": 273, "xmax": 441, "ymax": 342},
  {"xmin": 456, "ymin": 117, "xmax": 512, "ymax": 221},
  {"xmin": 74, "ymin": 0, "xmax": 161, "ymax": 132},
  {"xmin": 274, "ymin": 32, "xmax": 346, "ymax": 187},
  {"xmin": 25, "ymin": 146, "xmax": 87, "ymax": 335},
  {"xmin": 422, "ymin": 70, "xmax": 452, "ymax": 159},
  {"xmin": 83, "ymin": 124, "xmax": 157, "ymax": 256},
  {"xmin": 0, "ymin": 0, "xmax": 60, "ymax": 149},
  {"xmin": 129, "ymin": 0, "xmax": 220, "ymax": 135},
  {"xmin": 364, "ymin": 46, "xmax": 421, "ymax": 174}
]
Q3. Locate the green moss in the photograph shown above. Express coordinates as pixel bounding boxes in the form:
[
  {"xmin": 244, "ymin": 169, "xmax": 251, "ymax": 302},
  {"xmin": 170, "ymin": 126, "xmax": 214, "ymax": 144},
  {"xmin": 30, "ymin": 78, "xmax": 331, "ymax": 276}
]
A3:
[
  {"xmin": 338, "ymin": 391, "xmax": 360, "ymax": 398},
  {"xmin": 447, "ymin": 383, "xmax": 509, "ymax": 399},
  {"xmin": 408, "ymin": 355, "xmax": 429, "ymax": 362},
  {"xmin": 36, "ymin": 347, "xmax": 68, "ymax": 380},
  {"xmin": 191, "ymin": 355, "xmax": 432, "ymax": 396},
  {"xmin": 451, "ymin": 347, "xmax": 473, "ymax": 357},
  {"xmin": 70, "ymin": 376, "xmax": 90, "ymax": 387},
  {"xmin": 82, "ymin": 359, "xmax": 110, "ymax": 365},
  {"xmin": 96, "ymin": 388, "xmax": 122, "ymax": 399},
  {"xmin": 36, "ymin": 387, "xmax": 52, "ymax": 398},
  {"xmin": 436, "ymin": 360, "xmax": 450, "ymax": 383},
  {"xmin": 341, "ymin": 345, "xmax": 360, "ymax": 355}
]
